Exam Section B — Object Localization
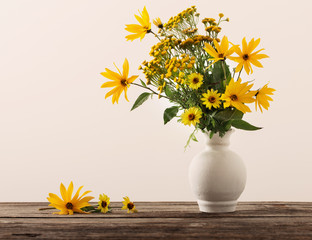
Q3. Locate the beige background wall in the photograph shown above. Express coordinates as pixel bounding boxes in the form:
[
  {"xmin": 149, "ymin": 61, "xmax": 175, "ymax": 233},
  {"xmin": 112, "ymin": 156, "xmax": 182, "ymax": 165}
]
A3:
[{"xmin": 0, "ymin": 0, "xmax": 311, "ymax": 201}]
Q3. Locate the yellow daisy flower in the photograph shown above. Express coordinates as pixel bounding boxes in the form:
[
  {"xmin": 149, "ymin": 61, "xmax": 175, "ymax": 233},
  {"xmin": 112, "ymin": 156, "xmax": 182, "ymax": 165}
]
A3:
[
  {"xmin": 203, "ymin": 36, "xmax": 236, "ymax": 66},
  {"xmin": 201, "ymin": 89, "xmax": 221, "ymax": 110},
  {"xmin": 97, "ymin": 194, "xmax": 110, "ymax": 213},
  {"xmin": 228, "ymin": 37, "xmax": 269, "ymax": 75},
  {"xmin": 125, "ymin": 6, "xmax": 151, "ymax": 41},
  {"xmin": 221, "ymin": 78, "xmax": 256, "ymax": 113},
  {"xmin": 181, "ymin": 107, "xmax": 202, "ymax": 126},
  {"xmin": 121, "ymin": 196, "xmax": 138, "ymax": 213},
  {"xmin": 255, "ymin": 83, "xmax": 275, "ymax": 113},
  {"xmin": 101, "ymin": 58, "xmax": 138, "ymax": 104},
  {"xmin": 188, "ymin": 73, "xmax": 203, "ymax": 89},
  {"xmin": 153, "ymin": 17, "xmax": 163, "ymax": 29},
  {"xmin": 47, "ymin": 182, "xmax": 94, "ymax": 215}
]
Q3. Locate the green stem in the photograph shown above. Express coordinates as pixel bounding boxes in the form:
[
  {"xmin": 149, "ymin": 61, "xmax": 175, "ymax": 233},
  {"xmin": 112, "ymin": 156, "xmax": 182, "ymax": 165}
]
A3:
[
  {"xmin": 237, "ymin": 68, "xmax": 243, "ymax": 80},
  {"xmin": 151, "ymin": 31, "xmax": 161, "ymax": 41},
  {"xmin": 131, "ymin": 82, "xmax": 170, "ymax": 100}
]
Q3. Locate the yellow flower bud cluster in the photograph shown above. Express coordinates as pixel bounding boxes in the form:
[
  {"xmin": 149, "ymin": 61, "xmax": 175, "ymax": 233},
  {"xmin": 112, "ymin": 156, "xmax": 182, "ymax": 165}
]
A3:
[
  {"xmin": 163, "ymin": 6, "xmax": 197, "ymax": 31},
  {"xmin": 179, "ymin": 35, "xmax": 212, "ymax": 49},
  {"xmin": 182, "ymin": 27, "xmax": 198, "ymax": 36}
]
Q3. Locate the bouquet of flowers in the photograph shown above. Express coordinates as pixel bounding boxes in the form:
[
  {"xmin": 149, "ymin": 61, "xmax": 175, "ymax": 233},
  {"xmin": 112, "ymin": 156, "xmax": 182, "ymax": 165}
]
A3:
[{"xmin": 100, "ymin": 6, "xmax": 275, "ymax": 147}]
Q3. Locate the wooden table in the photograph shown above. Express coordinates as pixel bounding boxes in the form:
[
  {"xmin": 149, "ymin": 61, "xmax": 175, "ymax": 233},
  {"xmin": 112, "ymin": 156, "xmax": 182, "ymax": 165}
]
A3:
[{"xmin": 0, "ymin": 202, "xmax": 311, "ymax": 239}]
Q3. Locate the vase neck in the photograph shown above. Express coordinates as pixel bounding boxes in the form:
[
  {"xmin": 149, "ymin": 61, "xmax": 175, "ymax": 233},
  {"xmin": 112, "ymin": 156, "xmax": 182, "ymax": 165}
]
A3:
[{"xmin": 204, "ymin": 130, "xmax": 233, "ymax": 149}]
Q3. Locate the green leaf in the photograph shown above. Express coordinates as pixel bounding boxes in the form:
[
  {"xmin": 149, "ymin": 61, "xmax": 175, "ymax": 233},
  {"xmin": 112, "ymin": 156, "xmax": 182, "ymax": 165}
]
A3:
[
  {"xmin": 164, "ymin": 85, "xmax": 174, "ymax": 98},
  {"xmin": 184, "ymin": 128, "xmax": 198, "ymax": 150},
  {"xmin": 163, "ymin": 106, "xmax": 180, "ymax": 124},
  {"xmin": 140, "ymin": 79, "xmax": 147, "ymax": 88},
  {"xmin": 130, "ymin": 92, "xmax": 152, "ymax": 111},
  {"xmin": 214, "ymin": 108, "xmax": 243, "ymax": 122},
  {"xmin": 231, "ymin": 120, "xmax": 262, "ymax": 131}
]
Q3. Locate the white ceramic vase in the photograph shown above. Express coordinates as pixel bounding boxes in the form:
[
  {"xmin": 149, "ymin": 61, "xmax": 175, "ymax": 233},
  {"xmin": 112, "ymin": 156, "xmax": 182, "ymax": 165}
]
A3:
[{"xmin": 189, "ymin": 130, "xmax": 246, "ymax": 213}]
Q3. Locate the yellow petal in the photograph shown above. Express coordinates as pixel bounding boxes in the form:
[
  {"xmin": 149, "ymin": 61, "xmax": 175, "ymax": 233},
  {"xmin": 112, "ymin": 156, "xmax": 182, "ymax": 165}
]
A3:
[
  {"xmin": 122, "ymin": 58, "xmax": 129, "ymax": 79},
  {"xmin": 60, "ymin": 183, "xmax": 67, "ymax": 202},
  {"xmin": 220, "ymin": 36, "xmax": 229, "ymax": 53},
  {"xmin": 127, "ymin": 75, "xmax": 138, "ymax": 84},
  {"xmin": 204, "ymin": 43, "xmax": 218, "ymax": 58},
  {"xmin": 242, "ymin": 37, "xmax": 248, "ymax": 53},
  {"xmin": 105, "ymin": 87, "xmax": 119, "ymax": 99},
  {"xmin": 67, "ymin": 182, "xmax": 73, "ymax": 201},
  {"xmin": 101, "ymin": 81, "xmax": 119, "ymax": 88},
  {"xmin": 213, "ymin": 39, "xmax": 222, "ymax": 54}
]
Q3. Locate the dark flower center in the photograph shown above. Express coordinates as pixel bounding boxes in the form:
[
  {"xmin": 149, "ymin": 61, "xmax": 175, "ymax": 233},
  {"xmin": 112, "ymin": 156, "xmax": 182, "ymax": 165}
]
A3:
[
  {"xmin": 127, "ymin": 203, "xmax": 134, "ymax": 210},
  {"xmin": 218, "ymin": 53, "xmax": 226, "ymax": 60},
  {"xmin": 208, "ymin": 96, "xmax": 216, "ymax": 103},
  {"xmin": 192, "ymin": 78, "xmax": 199, "ymax": 84},
  {"xmin": 101, "ymin": 201, "xmax": 107, "ymax": 208},
  {"xmin": 243, "ymin": 54, "xmax": 249, "ymax": 60},
  {"xmin": 146, "ymin": 28, "xmax": 152, "ymax": 33},
  {"xmin": 121, "ymin": 79, "xmax": 128, "ymax": 86},
  {"xmin": 66, "ymin": 202, "xmax": 73, "ymax": 209},
  {"xmin": 158, "ymin": 24, "xmax": 163, "ymax": 29},
  {"xmin": 188, "ymin": 113, "xmax": 195, "ymax": 121},
  {"xmin": 230, "ymin": 94, "xmax": 238, "ymax": 101}
]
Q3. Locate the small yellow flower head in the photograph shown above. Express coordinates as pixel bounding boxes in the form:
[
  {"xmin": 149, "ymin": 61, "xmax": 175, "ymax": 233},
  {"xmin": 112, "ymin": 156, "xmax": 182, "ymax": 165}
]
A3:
[
  {"xmin": 47, "ymin": 182, "xmax": 94, "ymax": 215},
  {"xmin": 97, "ymin": 194, "xmax": 110, "ymax": 213},
  {"xmin": 166, "ymin": 72, "xmax": 172, "ymax": 78},
  {"xmin": 121, "ymin": 196, "xmax": 138, "ymax": 213},
  {"xmin": 181, "ymin": 107, "xmax": 202, "ymax": 126},
  {"xmin": 225, "ymin": 18, "xmax": 229, "ymax": 22},
  {"xmin": 201, "ymin": 89, "xmax": 222, "ymax": 110},
  {"xmin": 219, "ymin": 13, "xmax": 224, "ymax": 18},
  {"xmin": 153, "ymin": 17, "xmax": 163, "ymax": 29},
  {"xmin": 188, "ymin": 73, "xmax": 203, "ymax": 89},
  {"xmin": 254, "ymin": 83, "xmax": 275, "ymax": 113}
]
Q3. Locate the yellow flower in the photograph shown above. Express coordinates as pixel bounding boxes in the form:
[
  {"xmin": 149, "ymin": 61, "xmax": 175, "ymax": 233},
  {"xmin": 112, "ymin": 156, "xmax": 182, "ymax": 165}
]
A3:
[
  {"xmin": 228, "ymin": 37, "xmax": 269, "ymax": 75},
  {"xmin": 101, "ymin": 58, "xmax": 138, "ymax": 104},
  {"xmin": 125, "ymin": 6, "xmax": 151, "ymax": 41},
  {"xmin": 188, "ymin": 73, "xmax": 203, "ymax": 89},
  {"xmin": 221, "ymin": 78, "xmax": 256, "ymax": 113},
  {"xmin": 201, "ymin": 89, "xmax": 221, "ymax": 110},
  {"xmin": 47, "ymin": 182, "xmax": 94, "ymax": 215},
  {"xmin": 181, "ymin": 107, "xmax": 202, "ymax": 126},
  {"xmin": 121, "ymin": 196, "xmax": 138, "ymax": 213},
  {"xmin": 204, "ymin": 36, "xmax": 236, "ymax": 66},
  {"xmin": 97, "ymin": 194, "xmax": 110, "ymax": 213},
  {"xmin": 153, "ymin": 17, "xmax": 163, "ymax": 29},
  {"xmin": 255, "ymin": 83, "xmax": 275, "ymax": 113}
]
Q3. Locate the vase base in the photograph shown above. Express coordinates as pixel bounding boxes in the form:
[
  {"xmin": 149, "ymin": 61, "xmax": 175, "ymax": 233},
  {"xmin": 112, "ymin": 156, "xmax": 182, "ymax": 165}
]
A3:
[{"xmin": 197, "ymin": 200, "xmax": 237, "ymax": 213}]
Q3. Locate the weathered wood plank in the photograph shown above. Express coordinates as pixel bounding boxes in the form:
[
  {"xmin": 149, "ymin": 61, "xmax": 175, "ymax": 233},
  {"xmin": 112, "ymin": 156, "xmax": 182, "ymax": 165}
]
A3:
[
  {"xmin": 0, "ymin": 202, "xmax": 311, "ymax": 239},
  {"xmin": 0, "ymin": 202, "xmax": 312, "ymax": 218},
  {"xmin": 0, "ymin": 217, "xmax": 312, "ymax": 239}
]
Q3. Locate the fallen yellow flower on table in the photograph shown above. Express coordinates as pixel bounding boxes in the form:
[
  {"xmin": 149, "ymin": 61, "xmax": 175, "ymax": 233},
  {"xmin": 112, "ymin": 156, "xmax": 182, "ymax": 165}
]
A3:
[
  {"xmin": 47, "ymin": 182, "xmax": 94, "ymax": 215},
  {"xmin": 121, "ymin": 196, "xmax": 138, "ymax": 213},
  {"xmin": 98, "ymin": 194, "xmax": 110, "ymax": 213},
  {"xmin": 101, "ymin": 58, "xmax": 138, "ymax": 104}
]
